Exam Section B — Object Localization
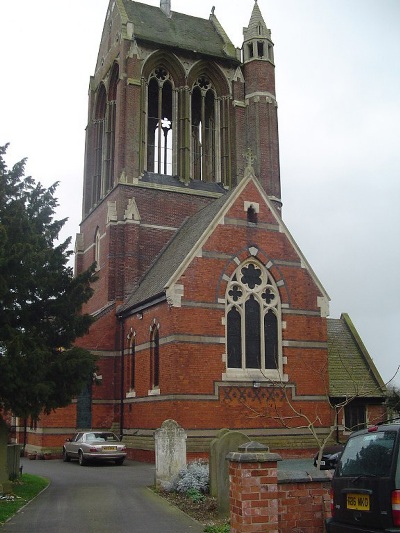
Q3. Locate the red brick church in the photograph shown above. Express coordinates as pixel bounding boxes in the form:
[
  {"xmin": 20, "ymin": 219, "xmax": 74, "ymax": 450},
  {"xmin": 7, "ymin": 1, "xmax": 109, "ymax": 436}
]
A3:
[{"xmin": 21, "ymin": 0, "xmax": 386, "ymax": 459}]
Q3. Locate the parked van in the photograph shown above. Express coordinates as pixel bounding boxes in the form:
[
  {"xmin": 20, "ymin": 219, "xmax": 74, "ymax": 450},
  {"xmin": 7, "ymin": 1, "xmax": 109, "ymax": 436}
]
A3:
[{"xmin": 326, "ymin": 423, "xmax": 400, "ymax": 532}]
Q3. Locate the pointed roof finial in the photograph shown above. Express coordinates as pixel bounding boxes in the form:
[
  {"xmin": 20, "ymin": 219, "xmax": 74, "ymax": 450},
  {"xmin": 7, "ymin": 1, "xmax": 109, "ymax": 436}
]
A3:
[
  {"xmin": 160, "ymin": 0, "xmax": 171, "ymax": 17},
  {"xmin": 243, "ymin": 0, "xmax": 270, "ymax": 41}
]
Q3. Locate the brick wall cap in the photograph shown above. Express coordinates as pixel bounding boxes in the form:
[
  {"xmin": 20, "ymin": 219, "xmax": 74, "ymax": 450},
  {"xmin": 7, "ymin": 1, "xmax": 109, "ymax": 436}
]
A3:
[
  {"xmin": 278, "ymin": 470, "xmax": 332, "ymax": 483},
  {"xmin": 226, "ymin": 451, "xmax": 282, "ymax": 463}
]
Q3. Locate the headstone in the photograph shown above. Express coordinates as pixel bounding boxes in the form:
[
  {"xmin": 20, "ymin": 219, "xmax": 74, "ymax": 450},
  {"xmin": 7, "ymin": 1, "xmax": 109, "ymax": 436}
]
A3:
[
  {"xmin": 209, "ymin": 429, "xmax": 250, "ymax": 515},
  {"xmin": 154, "ymin": 419, "xmax": 187, "ymax": 488}
]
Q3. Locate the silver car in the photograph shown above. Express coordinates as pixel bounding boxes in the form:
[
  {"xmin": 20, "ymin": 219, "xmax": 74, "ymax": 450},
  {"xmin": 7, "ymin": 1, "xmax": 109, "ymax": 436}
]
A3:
[{"xmin": 63, "ymin": 432, "xmax": 127, "ymax": 466}]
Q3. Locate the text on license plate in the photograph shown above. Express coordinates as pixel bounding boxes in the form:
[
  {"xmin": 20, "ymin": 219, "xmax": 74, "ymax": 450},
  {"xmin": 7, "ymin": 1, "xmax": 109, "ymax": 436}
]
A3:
[
  {"xmin": 102, "ymin": 446, "xmax": 117, "ymax": 451},
  {"xmin": 347, "ymin": 493, "xmax": 370, "ymax": 511}
]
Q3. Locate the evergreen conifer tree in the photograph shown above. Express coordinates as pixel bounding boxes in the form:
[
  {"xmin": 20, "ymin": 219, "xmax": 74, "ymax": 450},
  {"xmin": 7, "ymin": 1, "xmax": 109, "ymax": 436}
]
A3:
[{"xmin": 0, "ymin": 144, "xmax": 97, "ymax": 421}]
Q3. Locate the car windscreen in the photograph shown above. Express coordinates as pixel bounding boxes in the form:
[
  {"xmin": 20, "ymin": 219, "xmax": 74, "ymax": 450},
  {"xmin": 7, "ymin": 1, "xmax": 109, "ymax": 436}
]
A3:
[{"xmin": 336, "ymin": 430, "xmax": 396, "ymax": 478}]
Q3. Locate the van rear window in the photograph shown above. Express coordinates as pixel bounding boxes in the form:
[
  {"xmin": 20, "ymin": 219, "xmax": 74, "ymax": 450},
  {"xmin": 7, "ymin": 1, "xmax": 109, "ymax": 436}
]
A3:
[{"xmin": 337, "ymin": 431, "xmax": 396, "ymax": 477}]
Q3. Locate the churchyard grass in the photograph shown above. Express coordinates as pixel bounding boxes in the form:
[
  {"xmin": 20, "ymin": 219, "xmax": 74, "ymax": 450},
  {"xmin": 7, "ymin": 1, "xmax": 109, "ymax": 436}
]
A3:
[{"xmin": 0, "ymin": 474, "xmax": 49, "ymax": 525}]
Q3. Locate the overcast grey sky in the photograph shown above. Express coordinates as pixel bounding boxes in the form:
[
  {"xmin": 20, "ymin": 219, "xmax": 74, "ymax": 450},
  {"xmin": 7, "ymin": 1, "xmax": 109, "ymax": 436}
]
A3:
[{"xmin": 1, "ymin": 0, "xmax": 399, "ymax": 386}]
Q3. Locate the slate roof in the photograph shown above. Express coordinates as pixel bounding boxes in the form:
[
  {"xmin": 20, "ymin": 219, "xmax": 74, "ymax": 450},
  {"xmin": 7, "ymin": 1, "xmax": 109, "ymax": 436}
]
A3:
[
  {"xmin": 117, "ymin": 186, "xmax": 235, "ymax": 316},
  {"xmin": 121, "ymin": 0, "xmax": 238, "ymax": 61},
  {"xmin": 327, "ymin": 314, "xmax": 386, "ymax": 398}
]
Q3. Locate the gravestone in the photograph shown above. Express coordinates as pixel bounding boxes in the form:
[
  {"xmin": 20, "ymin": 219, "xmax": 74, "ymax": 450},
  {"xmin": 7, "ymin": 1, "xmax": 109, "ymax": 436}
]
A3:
[
  {"xmin": 154, "ymin": 419, "xmax": 187, "ymax": 488},
  {"xmin": 209, "ymin": 429, "xmax": 250, "ymax": 515}
]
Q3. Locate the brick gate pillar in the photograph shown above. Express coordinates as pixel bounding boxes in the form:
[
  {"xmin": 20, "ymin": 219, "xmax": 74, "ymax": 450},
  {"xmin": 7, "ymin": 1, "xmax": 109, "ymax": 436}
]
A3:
[{"xmin": 226, "ymin": 441, "xmax": 282, "ymax": 533}]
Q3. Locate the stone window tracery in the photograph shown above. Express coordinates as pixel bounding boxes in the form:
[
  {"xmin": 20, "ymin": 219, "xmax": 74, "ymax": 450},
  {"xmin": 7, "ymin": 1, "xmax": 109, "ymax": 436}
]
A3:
[{"xmin": 226, "ymin": 259, "xmax": 282, "ymax": 380}]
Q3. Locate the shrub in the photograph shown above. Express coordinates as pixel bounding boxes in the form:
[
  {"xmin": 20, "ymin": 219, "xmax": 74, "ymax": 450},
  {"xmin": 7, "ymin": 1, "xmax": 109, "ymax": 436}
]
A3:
[
  {"xmin": 186, "ymin": 487, "xmax": 205, "ymax": 503},
  {"xmin": 172, "ymin": 460, "xmax": 209, "ymax": 494}
]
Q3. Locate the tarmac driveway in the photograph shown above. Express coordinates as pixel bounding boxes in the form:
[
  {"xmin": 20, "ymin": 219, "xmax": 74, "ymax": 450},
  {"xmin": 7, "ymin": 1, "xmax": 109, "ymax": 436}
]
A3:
[{"xmin": 2, "ymin": 458, "xmax": 204, "ymax": 533}]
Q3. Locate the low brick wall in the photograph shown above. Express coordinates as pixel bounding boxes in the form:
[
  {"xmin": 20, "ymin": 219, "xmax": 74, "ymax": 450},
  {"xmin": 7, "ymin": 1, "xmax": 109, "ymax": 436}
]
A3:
[
  {"xmin": 278, "ymin": 477, "xmax": 331, "ymax": 532},
  {"xmin": 227, "ymin": 442, "xmax": 332, "ymax": 533}
]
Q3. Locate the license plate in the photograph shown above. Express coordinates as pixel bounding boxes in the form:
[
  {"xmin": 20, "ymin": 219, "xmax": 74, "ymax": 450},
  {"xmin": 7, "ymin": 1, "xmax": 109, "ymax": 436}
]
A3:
[
  {"xmin": 347, "ymin": 493, "xmax": 370, "ymax": 511},
  {"xmin": 102, "ymin": 446, "xmax": 117, "ymax": 451}
]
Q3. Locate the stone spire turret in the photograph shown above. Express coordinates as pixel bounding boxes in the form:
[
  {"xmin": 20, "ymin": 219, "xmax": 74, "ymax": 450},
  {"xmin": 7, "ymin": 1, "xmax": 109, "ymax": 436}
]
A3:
[{"xmin": 243, "ymin": 0, "xmax": 274, "ymax": 63}]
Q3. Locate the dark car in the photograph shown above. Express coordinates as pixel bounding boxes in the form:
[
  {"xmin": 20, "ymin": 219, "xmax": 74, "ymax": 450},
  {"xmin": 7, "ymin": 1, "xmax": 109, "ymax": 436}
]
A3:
[
  {"xmin": 63, "ymin": 431, "xmax": 127, "ymax": 466},
  {"xmin": 326, "ymin": 423, "xmax": 400, "ymax": 532},
  {"xmin": 314, "ymin": 445, "xmax": 344, "ymax": 470}
]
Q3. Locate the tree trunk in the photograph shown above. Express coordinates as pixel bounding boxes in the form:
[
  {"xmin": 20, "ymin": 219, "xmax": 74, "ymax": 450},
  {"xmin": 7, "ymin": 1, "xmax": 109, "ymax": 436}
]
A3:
[{"xmin": 0, "ymin": 417, "xmax": 12, "ymax": 494}]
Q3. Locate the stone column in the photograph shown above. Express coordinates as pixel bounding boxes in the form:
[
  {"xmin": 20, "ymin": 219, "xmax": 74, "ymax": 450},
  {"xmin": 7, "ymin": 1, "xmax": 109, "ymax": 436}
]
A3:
[{"xmin": 226, "ymin": 441, "xmax": 282, "ymax": 533}]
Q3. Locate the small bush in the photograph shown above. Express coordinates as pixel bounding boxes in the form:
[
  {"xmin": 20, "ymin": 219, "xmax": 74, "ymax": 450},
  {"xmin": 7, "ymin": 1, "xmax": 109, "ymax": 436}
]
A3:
[
  {"xmin": 186, "ymin": 487, "xmax": 205, "ymax": 503},
  {"xmin": 172, "ymin": 460, "xmax": 209, "ymax": 494}
]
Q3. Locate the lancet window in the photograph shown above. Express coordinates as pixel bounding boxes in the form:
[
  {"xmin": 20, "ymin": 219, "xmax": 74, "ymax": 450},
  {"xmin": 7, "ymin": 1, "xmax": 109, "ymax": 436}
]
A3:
[
  {"xmin": 105, "ymin": 64, "xmax": 118, "ymax": 193},
  {"xmin": 147, "ymin": 68, "xmax": 173, "ymax": 175},
  {"xmin": 93, "ymin": 85, "xmax": 106, "ymax": 205},
  {"xmin": 191, "ymin": 76, "xmax": 216, "ymax": 182},
  {"xmin": 150, "ymin": 323, "xmax": 160, "ymax": 390}
]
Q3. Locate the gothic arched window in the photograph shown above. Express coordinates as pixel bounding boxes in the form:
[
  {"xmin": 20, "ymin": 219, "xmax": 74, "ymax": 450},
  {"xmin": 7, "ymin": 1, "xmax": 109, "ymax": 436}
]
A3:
[
  {"xmin": 105, "ymin": 64, "xmax": 118, "ymax": 193},
  {"xmin": 93, "ymin": 85, "xmax": 106, "ymax": 205},
  {"xmin": 226, "ymin": 260, "xmax": 282, "ymax": 380},
  {"xmin": 191, "ymin": 76, "xmax": 216, "ymax": 182},
  {"xmin": 147, "ymin": 68, "xmax": 173, "ymax": 175}
]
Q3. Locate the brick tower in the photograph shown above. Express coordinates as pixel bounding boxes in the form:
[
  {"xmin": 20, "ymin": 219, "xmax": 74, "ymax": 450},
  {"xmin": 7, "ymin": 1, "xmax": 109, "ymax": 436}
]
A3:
[{"xmin": 243, "ymin": 0, "xmax": 281, "ymax": 204}]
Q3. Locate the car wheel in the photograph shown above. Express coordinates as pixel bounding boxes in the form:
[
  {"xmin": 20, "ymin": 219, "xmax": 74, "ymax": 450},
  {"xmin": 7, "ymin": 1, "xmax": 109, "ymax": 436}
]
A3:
[
  {"xmin": 78, "ymin": 450, "xmax": 87, "ymax": 466},
  {"xmin": 115, "ymin": 458, "xmax": 124, "ymax": 466},
  {"xmin": 62, "ymin": 448, "xmax": 71, "ymax": 462}
]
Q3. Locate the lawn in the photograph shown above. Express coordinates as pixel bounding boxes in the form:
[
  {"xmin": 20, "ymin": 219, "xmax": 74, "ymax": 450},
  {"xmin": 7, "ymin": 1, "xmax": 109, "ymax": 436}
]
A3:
[{"xmin": 0, "ymin": 474, "xmax": 49, "ymax": 526}]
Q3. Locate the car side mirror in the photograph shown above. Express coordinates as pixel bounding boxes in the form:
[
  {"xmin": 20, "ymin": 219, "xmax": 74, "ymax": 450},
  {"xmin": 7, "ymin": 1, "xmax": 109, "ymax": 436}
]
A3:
[{"xmin": 65, "ymin": 438, "xmax": 71, "ymax": 442}]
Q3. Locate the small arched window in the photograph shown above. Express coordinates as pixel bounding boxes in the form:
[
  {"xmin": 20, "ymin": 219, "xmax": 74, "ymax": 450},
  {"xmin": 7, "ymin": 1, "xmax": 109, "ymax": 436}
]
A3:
[
  {"xmin": 226, "ymin": 259, "xmax": 282, "ymax": 379},
  {"xmin": 150, "ymin": 323, "xmax": 160, "ymax": 390},
  {"xmin": 94, "ymin": 227, "xmax": 101, "ymax": 269},
  {"xmin": 130, "ymin": 334, "xmax": 136, "ymax": 391},
  {"xmin": 247, "ymin": 205, "xmax": 258, "ymax": 224}
]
